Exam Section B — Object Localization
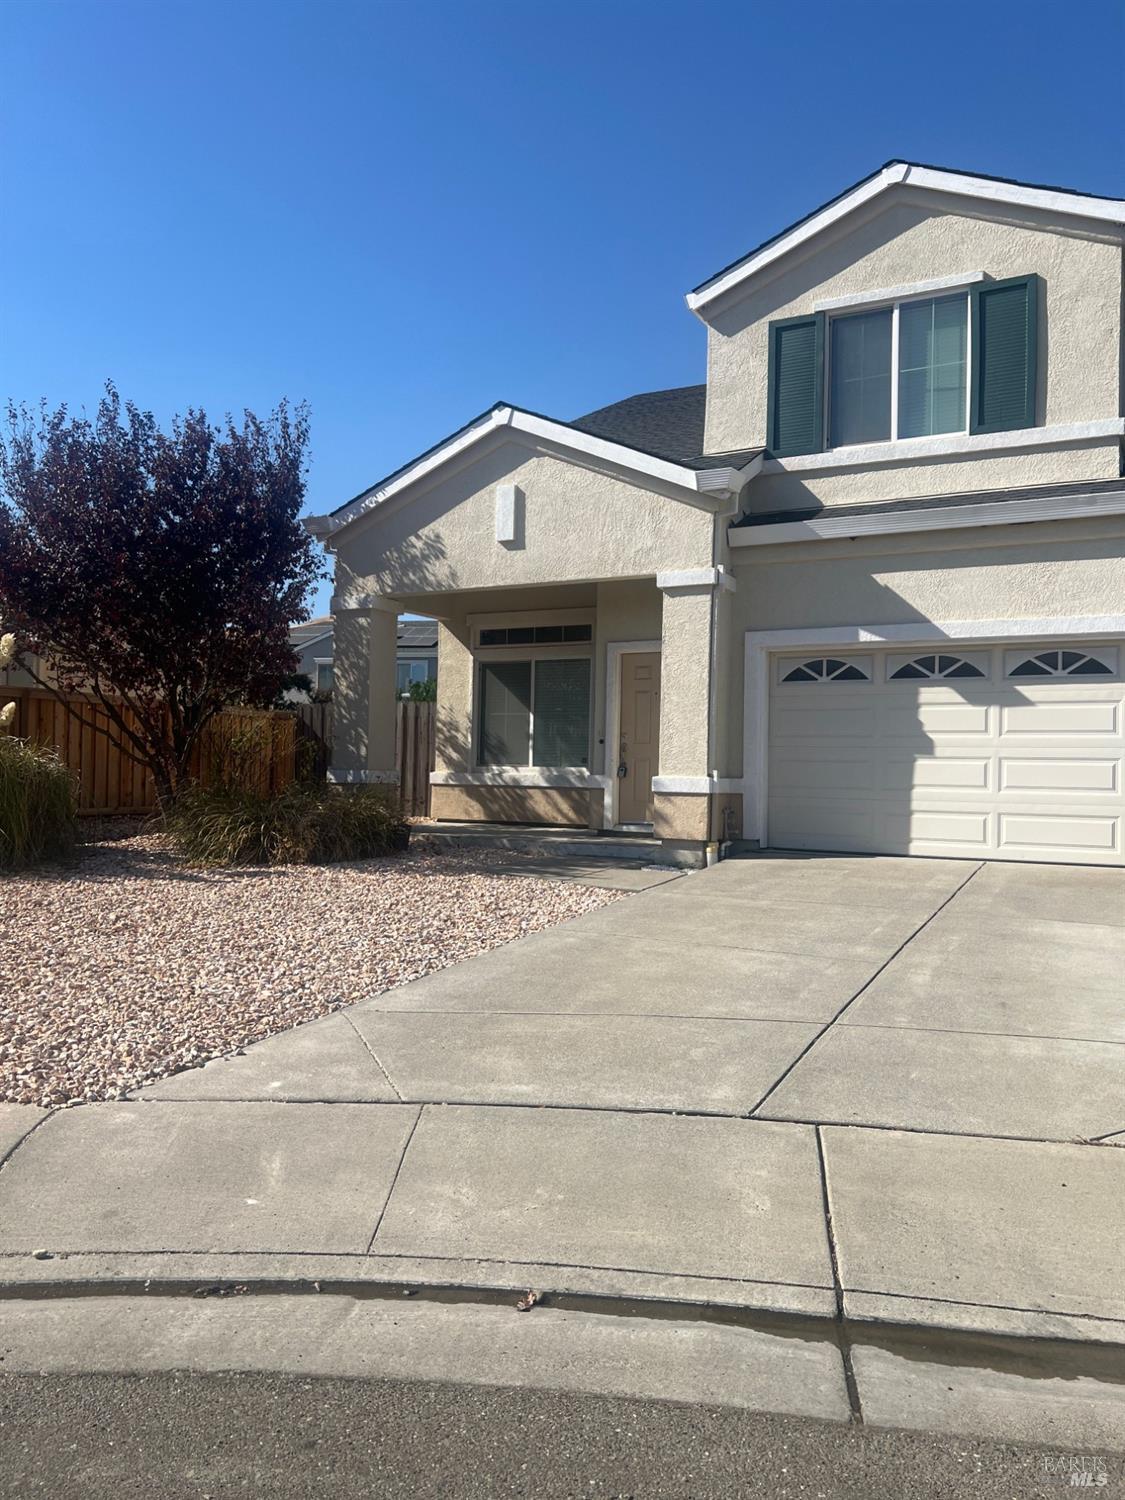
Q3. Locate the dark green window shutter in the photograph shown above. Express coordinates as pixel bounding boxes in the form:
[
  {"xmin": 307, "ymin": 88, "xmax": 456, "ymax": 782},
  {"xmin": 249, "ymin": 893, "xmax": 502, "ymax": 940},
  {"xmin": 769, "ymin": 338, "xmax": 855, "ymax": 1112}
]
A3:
[
  {"xmin": 969, "ymin": 276, "xmax": 1038, "ymax": 434},
  {"xmin": 767, "ymin": 313, "xmax": 825, "ymax": 456}
]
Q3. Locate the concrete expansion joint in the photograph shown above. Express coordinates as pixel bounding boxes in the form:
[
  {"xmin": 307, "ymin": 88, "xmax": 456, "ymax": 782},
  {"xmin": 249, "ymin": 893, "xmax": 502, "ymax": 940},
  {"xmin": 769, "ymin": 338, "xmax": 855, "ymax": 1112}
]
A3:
[
  {"xmin": 815, "ymin": 1124, "xmax": 864, "ymax": 1424},
  {"xmin": 341, "ymin": 1012, "xmax": 405, "ymax": 1101},
  {"xmin": 366, "ymin": 1105, "xmax": 423, "ymax": 1254}
]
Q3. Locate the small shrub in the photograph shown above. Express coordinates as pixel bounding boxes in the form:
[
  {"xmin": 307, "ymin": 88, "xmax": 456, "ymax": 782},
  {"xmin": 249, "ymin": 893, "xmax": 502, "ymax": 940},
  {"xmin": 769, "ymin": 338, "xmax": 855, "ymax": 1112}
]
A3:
[
  {"xmin": 165, "ymin": 782, "xmax": 410, "ymax": 866},
  {"xmin": 0, "ymin": 734, "xmax": 78, "ymax": 869}
]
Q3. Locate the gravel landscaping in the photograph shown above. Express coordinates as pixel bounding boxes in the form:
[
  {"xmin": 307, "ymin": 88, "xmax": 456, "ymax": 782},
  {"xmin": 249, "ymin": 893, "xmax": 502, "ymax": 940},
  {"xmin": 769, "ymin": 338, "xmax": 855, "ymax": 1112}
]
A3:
[{"xmin": 0, "ymin": 828, "xmax": 624, "ymax": 1108}]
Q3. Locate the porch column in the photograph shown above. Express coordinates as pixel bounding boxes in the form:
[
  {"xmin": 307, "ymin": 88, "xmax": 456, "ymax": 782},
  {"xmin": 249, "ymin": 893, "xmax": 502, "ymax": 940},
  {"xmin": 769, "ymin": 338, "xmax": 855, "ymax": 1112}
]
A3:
[
  {"xmin": 654, "ymin": 568, "xmax": 732, "ymax": 856},
  {"xmin": 329, "ymin": 594, "xmax": 400, "ymax": 784}
]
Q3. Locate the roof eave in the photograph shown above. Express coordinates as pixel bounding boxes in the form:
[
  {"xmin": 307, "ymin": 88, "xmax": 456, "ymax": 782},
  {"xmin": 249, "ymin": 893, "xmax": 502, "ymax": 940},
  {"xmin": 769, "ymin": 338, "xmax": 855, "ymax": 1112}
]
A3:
[
  {"xmin": 686, "ymin": 162, "xmax": 1125, "ymax": 319},
  {"xmin": 307, "ymin": 405, "xmax": 751, "ymax": 543}
]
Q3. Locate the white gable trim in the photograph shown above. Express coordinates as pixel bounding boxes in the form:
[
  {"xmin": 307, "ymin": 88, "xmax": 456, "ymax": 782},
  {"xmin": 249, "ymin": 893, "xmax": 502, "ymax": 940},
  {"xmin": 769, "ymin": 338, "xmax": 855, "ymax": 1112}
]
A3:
[
  {"xmin": 307, "ymin": 406, "xmax": 761, "ymax": 541},
  {"xmin": 686, "ymin": 163, "xmax": 1125, "ymax": 315}
]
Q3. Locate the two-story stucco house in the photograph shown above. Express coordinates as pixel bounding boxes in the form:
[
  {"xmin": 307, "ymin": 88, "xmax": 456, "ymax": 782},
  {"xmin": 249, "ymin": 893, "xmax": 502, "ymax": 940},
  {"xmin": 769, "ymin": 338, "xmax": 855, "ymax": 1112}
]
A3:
[{"xmin": 306, "ymin": 162, "xmax": 1125, "ymax": 868}]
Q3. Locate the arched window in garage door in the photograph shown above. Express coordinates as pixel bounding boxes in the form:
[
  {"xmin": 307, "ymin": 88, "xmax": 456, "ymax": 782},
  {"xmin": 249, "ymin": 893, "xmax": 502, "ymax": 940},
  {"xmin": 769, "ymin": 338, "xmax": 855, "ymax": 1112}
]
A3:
[
  {"xmin": 780, "ymin": 657, "xmax": 872, "ymax": 683},
  {"xmin": 889, "ymin": 653, "xmax": 987, "ymax": 680},
  {"xmin": 1007, "ymin": 648, "xmax": 1116, "ymax": 679}
]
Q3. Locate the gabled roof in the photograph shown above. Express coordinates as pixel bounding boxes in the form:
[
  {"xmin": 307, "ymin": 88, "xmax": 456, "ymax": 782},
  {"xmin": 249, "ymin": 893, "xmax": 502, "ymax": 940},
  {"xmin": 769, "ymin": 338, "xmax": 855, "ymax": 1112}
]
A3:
[
  {"xmin": 307, "ymin": 398, "xmax": 762, "ymax": 540},
  {"xmin": 687, "ymin": 160, "xmax": 1125, "ymax": 315},
  {"xmin": 570, "ymin": 385, "xmax": 706, "ymax": 462}
]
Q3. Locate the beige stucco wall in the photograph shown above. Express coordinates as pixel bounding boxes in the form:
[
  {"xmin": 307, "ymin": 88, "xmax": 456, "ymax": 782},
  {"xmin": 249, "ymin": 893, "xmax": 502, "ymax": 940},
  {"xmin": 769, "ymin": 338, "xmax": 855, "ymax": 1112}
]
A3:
[
  {"xmin": 658, "ymin": 587, "xmax": 713, "ymax": 776},
  {"xmin": 723, "ymin": 516, "xmax": 1125, "ymax": 775},
  {"xmin": 701, "ymin": 188, "xmax": 1124, "ymax": 507},
  {"xmin": 331, "ymin": 606, "xmax": 398, "ymax": 774},
  {"xmin": 430, "ymin": 785, "xmax": 593, "ymax": 827},
  {"xmin": 333, "ymin": 435, "xmax": 715, "ymax": 601}
]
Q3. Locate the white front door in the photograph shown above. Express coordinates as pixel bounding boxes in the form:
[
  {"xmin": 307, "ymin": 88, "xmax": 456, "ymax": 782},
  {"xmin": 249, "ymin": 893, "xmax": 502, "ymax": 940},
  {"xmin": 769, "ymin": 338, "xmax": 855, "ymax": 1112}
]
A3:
[{"xmin": 767, "ymin": 641, "xmax": 1124, "ymax": 865}]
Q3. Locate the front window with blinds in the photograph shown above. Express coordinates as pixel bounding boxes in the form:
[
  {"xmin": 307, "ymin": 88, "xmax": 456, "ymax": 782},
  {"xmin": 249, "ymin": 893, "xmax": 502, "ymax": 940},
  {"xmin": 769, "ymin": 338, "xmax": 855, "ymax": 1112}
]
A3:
[
  {"xmin": 829, "ymin": 293, "xmax": 967, "ymax": 447},
  {"xmin": 478, "ymin": 659, "xmax": 591, "ymax": 767},
  {"xmin": 767, "ymin": 276, "xmax": 1035, "ymax": 457}
]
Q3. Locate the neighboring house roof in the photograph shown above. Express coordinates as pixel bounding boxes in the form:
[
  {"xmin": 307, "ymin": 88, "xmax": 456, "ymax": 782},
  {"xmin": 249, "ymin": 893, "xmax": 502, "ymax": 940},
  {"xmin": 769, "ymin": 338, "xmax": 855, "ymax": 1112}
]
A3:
[
  {"xmin": 398, "ymin": 619, "xmax": 438, "ymax": 649},
  {"xmin": 686, "ymin": 160, "xmax": 1125, "ymax": 314},
  {"xmin": 289, "ymin": 615, "xmax": 333, "ymax": 645},
  {"xmin": 287, "ymin": 617, "xmax": 439, "ymax": 653},
  {"xmin": 308, "ymin": 402, "xmax": 763, "ymax": 540}
]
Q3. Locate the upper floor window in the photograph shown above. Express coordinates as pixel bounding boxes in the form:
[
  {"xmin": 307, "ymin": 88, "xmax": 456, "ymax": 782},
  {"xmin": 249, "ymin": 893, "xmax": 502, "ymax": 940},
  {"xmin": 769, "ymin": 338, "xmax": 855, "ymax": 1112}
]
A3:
[
  {"xmin": 830, "ymin": 295, "xmax": 967, "ymax": 447},
  {"xmin": 767, "ymin": 276, "xmax": 1037, "ymax": 457}
]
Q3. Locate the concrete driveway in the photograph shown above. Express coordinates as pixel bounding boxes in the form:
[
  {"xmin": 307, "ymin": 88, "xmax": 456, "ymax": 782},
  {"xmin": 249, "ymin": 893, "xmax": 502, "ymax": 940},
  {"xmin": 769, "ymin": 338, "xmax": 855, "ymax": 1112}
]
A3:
[
  {"xmin": 0, "ymin": 851, "xmax": 1122, "ymax": 1393},
  {"xmin": 135, "ymin": 850, "xmax": 1123, "ymax": 1141}
]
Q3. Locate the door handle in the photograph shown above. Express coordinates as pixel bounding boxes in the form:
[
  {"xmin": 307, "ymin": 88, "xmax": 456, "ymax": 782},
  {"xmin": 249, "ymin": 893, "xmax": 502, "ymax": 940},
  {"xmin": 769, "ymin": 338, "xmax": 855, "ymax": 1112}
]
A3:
[{"xmin": 617, "ymin": 761, "xmax": 628, "ymax": 779}]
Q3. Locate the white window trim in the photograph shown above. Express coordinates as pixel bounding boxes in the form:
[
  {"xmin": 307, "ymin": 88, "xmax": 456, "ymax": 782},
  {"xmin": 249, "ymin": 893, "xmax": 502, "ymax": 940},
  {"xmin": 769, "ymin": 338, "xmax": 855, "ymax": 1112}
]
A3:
[
  {"xmin": 827, "ymin": 289, "xmax": 971, "ymax": 450},
  {"xmin": 814, "ymin": 272, "xmax": 986, "ymax": 313},
  {"xmin": 473, "ymin": 647, "xmax": 594, "ymax": 773},
  {"xmin": 742, "ymin": 616, "xmax": 1125, "ymax": 847},
  {"xmin": 603, "ymin": 640, "xmax": 662, "ymax": 830},
  {"xmin": 759, "ymin": 418, "xmax": 1125, "ymax": 477}
]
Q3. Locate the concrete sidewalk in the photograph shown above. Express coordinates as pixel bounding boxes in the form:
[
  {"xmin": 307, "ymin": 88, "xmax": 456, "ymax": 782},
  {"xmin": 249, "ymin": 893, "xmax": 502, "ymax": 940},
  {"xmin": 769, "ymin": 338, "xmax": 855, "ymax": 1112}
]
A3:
[{"xmin": 0, "ymin": 852, "xmax": 1122, "ymax": 1438}]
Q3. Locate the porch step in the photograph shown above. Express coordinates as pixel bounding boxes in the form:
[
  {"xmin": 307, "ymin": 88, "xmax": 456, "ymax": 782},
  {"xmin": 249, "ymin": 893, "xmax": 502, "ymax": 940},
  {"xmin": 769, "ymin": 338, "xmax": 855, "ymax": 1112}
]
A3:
[{"xmin": 415, "ymin": 821, "xmax": 663, "ymax": 864}]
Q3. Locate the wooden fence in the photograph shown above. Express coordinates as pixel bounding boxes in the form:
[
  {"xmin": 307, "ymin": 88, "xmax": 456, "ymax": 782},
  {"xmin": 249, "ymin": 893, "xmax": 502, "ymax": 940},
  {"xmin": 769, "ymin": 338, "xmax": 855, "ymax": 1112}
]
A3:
[
  {"xmin": 2, "ymin": 687, "xmax": 296, "ymax": 815},
  {"xmin": 294, "ymin": 699, "xmax": 435, "ymax": 817}
]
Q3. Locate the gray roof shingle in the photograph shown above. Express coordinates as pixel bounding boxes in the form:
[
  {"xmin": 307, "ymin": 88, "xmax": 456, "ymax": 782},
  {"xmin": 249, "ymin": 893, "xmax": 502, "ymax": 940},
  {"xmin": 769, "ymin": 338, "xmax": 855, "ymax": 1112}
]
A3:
[{"xmin": 569, "ymin": 385, "xmax": 707, "ymax": 463}]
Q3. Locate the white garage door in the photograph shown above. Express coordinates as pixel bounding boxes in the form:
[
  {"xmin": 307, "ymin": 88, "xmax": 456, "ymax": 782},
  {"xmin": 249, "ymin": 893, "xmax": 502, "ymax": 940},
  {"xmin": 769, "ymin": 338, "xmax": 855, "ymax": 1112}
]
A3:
[{"xmin": 767, "ymin": 641, "xmax": 1124, "ymax": 865}]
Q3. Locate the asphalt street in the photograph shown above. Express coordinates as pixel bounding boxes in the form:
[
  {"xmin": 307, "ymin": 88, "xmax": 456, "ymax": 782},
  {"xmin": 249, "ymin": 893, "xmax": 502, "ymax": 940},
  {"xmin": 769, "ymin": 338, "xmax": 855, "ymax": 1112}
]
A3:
[{"xmin": 1, "ymin": 1372, "xmax": 1115, "ymax": 1500}]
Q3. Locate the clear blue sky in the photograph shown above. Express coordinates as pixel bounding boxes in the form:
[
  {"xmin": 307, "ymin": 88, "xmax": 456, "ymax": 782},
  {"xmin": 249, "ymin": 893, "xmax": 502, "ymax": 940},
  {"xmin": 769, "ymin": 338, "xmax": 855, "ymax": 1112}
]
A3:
[{"xmin": 3, "ymin": 0, "xmax": 1123, "ymax": 614}]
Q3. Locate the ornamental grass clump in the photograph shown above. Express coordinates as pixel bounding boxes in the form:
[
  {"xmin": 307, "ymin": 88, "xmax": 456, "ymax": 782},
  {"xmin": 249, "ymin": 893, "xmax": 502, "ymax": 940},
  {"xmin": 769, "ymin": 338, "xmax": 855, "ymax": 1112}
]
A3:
[
  {"xmin": 165, "ymin": 782, "xmax": 410, "ymax": 867},
  {"xmin": 0, "ymin": 731, "xmax": 77, "ymax": 869}
]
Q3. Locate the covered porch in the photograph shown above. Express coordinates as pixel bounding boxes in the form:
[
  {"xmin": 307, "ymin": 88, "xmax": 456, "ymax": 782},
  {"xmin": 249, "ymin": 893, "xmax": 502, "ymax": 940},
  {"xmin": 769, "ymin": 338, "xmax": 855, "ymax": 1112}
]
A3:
[{"xmin": 329, "ymin": 574, "xmax": 742, "ymax": 867}]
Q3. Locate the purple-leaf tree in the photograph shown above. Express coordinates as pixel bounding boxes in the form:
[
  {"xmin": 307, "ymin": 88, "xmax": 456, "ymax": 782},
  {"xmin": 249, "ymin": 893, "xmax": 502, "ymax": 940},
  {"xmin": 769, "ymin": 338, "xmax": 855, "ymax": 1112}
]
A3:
[{"xmin": 0, "ymin": 384, "xmax": 323, "ymax": 807}]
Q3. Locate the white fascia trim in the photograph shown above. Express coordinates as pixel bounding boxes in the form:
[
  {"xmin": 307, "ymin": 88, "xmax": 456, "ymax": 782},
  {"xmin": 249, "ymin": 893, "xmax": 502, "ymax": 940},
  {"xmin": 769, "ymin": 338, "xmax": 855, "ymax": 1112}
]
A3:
[
  {"xmin": 310, "ymin": 407, "xmax": 742, "ymax": 539},
  {"xmin": 687, "ymin": 163, "xmax": 1125, "ymax": 314},
  {"xmin": 656, "ymin": 566, "xmax": 737, "ymax": 592},
  {"xmin": 652, "ymin": 776, "xmax": 744, "ymax": 795},
  {"xmin": 759, "ymin": 419, "xmax": 1125, "ymax": 477},
  {"xmin": 506, "ymin": 411, "xmax": 706, "ymax": 497},
  {"xmin": 813, "ymin": 271, "xmax": 986, "ymax": 312},
  {"xmin": 327, "ymin": 768, "xmax": 400, "ymax": 785},
  {"xmin": 430, "ymin": 769, "xmax": 611, "ymax": 790},
  {"xmin": 730, "ymin": 483, "xmax": 1125, "ymax": 547},
  {"xmin": 741, "ymin": 615, "xmax": 1125, "ymax": 846}
]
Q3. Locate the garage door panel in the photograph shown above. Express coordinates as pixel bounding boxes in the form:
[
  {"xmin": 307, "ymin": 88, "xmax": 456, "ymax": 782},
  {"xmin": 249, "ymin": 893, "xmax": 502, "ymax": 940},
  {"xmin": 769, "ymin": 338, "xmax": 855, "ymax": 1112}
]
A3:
[
  {"xmin": 767, "ymin": 640, "xmax": 1125, "ymax": 867},
  {"xmin": 1000, "ymin": 699, "xmax": 1120, "ymax": 736},
  {"xmin": 767, "ymin": 798, "xmax": 878, "ymax": 848},
  {"xmin": 770, "ymin": 702, "xmax": 873, "ymax": 739},
  {"xmin": 902, "ymin": 702, "xmax": 992, "ymax": 737},
  {"xmin": 890, "ymin": 810, "xmax": 992, "ymax": 848},
  {"xmin": 1000, "ymin": 757, "xmax": 1121, "ymax": 794},
  {"xmin": 998, "ymin": 813, "xmax": 1119, "ymax": 855},
  {"xmin": 888, "ymin": 755, "xmax": 992, "ymax": 791},
  {"xmin": 771, "ymin": 754, "xmax": 877, "ymax": 794}
]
